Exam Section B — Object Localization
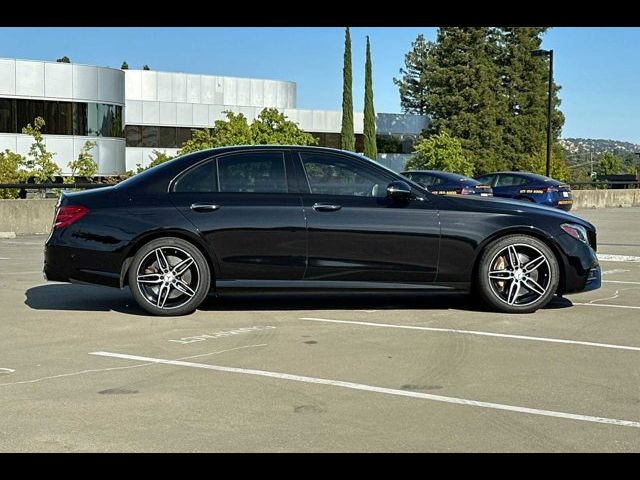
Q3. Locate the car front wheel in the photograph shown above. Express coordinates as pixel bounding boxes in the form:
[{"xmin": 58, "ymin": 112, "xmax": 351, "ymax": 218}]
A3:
[
  {"xmin": 477, "ymin": 234, "xmax": 559, "ymax": 313},
  {"xmin": 128, "ymin": 237, "xmax": 211, "ymax": 316}
]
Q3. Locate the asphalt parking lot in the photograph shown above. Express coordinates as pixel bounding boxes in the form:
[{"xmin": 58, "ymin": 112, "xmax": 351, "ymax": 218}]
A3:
[{"xmin": 1, "ymin": 207, "xmax": 639, "ymax": 452}]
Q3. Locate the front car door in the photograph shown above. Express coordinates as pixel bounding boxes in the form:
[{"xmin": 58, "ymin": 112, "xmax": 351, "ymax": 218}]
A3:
[
  {"xmin": 293, "ymin": 150, "xmax": 440, "ymax": 286},
  {"xmin": 169, "ymin": 149, "xmax": 306, "ymax": 282}
]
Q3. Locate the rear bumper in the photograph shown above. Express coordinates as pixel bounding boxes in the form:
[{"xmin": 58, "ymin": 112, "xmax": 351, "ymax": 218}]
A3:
[{"xmin": 44, "ymin": 243, "xmax": 121, "ymax": 288}]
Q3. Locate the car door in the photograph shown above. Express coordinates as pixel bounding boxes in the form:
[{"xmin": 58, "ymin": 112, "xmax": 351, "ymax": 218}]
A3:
[
  {"xmin": 169, "ymin": 149, "xmax": 306, "ymax": 281},
  {"xmin": 294, "ymin": 150, "xmax": 440, "ymax": 285},
  {"xmin": 492, "ymin": 174, "xmax": 523, "ymax": 198}
]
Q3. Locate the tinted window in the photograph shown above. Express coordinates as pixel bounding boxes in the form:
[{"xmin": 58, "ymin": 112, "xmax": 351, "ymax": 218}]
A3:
[
  {"xmin": 407, "ymin": 173, "xmax": 441, "ymax": 187},
  {"xmin": 301, "ymin": 152, "xmax": 390, "ymax": 197},
  {"xmin": 218, "ymin": 152, "xmax": 287, "ymax": 194},
  {"xmin": 475, "ymin": 175, "xmax": 495, "ymax": 185},
  {"xmin": 496, "ymin": 175, "xmax": 527, "ymax": 187},
  {"xmin": 174, "ymin": 159, "xmax": 218, "ymax": 193}
]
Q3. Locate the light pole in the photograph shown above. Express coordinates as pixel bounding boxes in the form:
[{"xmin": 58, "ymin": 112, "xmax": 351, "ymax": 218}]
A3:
[{"xmin": 532, "ymin": 49, "xmax": 553, "ymax": 177}]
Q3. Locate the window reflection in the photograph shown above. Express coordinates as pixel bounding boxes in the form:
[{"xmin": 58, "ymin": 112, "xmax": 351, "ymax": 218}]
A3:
[{"xmin": 0, "ymin": 97, "xmax": 123, "ymax": 138}]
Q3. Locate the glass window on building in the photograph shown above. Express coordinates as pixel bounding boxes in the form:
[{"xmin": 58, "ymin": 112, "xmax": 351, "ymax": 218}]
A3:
[
  {"xmin": 73, "ymin": 103, "xmax": 88, "ymax": 136},
  {"xmin": 159, "ymin": 127, "xmax": 177, "ymax": 148},
  {"xmin": 125, "ymin": 125, "xmax": 142, "ymax": 147},
  {"xmin": 0, "ymin": 98, "xmax": 17, "ymax": 133},
  {"xmin": 176, "ymin": 127, "xmax": 193, "ymax": 149},
  {"xmin": 142, "ymin": 126, "xmax": 159, "ymax": 148}
]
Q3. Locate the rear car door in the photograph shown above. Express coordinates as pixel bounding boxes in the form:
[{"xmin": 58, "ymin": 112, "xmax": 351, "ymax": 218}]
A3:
[
  {"xmin": 169, "ymin": 150, "xmax": 306, "ymax": 281},
  {"xmin": 294, "ymin": 150, "xmax": 440, "ymax": 285}
]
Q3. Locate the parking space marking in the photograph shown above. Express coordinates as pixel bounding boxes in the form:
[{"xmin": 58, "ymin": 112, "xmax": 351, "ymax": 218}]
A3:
[
  {"xmin": 573, "ymin": 303, "xmax": 640, "ymax": 310},
  {"xmin": 0, "ymin": 344, "xmax": 266, "ymax": 388},
  {"xmin": 299, "ymin": 317, "xmax": 640, "ymax": 352},
  {"xmin": 604, "ymin": 280, "xmax": 640, "ymax": 285},
  {"xmin": 598, "ymin": 254, "xmax": 640, "ymax": 263},
  {"xmin": 0, "ymin": 368, "xmax": 15, "ymax": 374},
  {"xmin": 90, "ymin": 351, "xmax": 640, "ymax": 429},
  {"xmin": 602, "ymin": 269, "xmax": 630, "ymax": 275}
]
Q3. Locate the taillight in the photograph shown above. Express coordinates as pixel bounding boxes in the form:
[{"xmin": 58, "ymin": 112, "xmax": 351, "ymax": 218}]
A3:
[
  {"xmin": 460, "ymin": 186, "xmax": 474, "ymax": 195},
  {"xmin": 543, "ymin": 186, "xmax": 559, "ymax": 193},
  {"xmin": 54, "ymin": 205, "xmax": 88, "ymax": 229}
]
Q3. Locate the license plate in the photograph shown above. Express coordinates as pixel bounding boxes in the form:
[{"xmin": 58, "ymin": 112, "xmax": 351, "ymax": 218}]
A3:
[
  {"xmin": 562, "ymin": 192, "xmax": 569, "ymax": 198},
  {"xmin": 480, "ymin": 193, "xmax": 490, "ymax": 197}
]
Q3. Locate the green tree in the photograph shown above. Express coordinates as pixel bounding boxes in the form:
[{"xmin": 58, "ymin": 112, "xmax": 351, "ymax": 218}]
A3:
[
  {"xmin": 519, "ymin": 144, "xmax": 570, "ymax": 181},
  {"xmin": 363, "ymin": 36, "xmax": 377, "ymax": 160},
  {"xmin": 497, "ymin": 28, "xmax": 565, "ymax": 171},
  {"xmin": 340, "ymin": 27, "xmax": 355, "ymax": 152},
  {"xmin": 56, "ymin": 56, "xmax": 70, "ymax": 63},
  {"xmin": 596, "ymin": 151, "xmax": 624, "ymax": 176},
  {"xmin": 0, "ymin": 149, "xmax": 25, "ymax": 199},
  {"xmin": 405, "ymin": 132, "xmax": 475, "ymax": 176},
  {"xmin": 422, "ymin": 28, "xmax": 507, "ymax": 174},
  {"xmin": 67, "ymin": 141, "xmax": 98, "ymax": 179},
  {"xmin": 121, "ymin": 61, "xmax": 129, "ymax": 70},
  {"xmin": 143, "ymin": 65, "xmax": 151, "ymax": 71},
  {"xmin": 251, "ymin": 108, "xmax": 317, "ymax": 145},
  {"xmin": 393, "ymin": 34, "xmax": 433, "ymax": 115},
  {"xmin": 21, "ymin": 117, "xmax": 61, "ymax": 183},
  {"xmin": 177, "ymin": 108, "xmax": 316, "ymax": 157}
]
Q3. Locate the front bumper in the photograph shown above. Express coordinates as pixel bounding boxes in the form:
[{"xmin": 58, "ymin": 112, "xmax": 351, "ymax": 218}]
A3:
[{"xmin": 582, "ymin": 265, "xmax": 602, "ymax": 292}]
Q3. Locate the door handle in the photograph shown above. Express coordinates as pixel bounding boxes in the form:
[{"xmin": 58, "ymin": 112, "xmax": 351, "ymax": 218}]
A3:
[
  {"xmin": 312, "ymin": 203, "xmax": 342, "ymax": 212},
  {"xmin": 190, "ymin": 203, "xmax": 221, "ymax": 212}
]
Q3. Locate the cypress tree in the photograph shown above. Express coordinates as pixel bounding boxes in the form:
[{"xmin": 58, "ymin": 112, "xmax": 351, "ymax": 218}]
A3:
[
  {"xmin": 363, "ymin": 36, "xmax": 377, "ymax": 160},
  {"xmin": 340, "ymin": 27, "xmax": 355, "ymax": 151}
]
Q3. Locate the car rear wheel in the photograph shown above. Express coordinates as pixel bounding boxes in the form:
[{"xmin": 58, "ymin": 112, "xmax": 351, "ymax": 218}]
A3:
[
  {"xmin": 128, "ymin": 237, "xmax": 211, "ymax": 316},
  {"xmin": 476, "ymin": 235, "xmax": 559, "ymax": 313}
]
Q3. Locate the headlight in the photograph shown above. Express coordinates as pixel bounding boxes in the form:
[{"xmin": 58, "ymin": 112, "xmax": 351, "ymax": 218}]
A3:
[{"xmin": 561, "ymin": 223, "xmax": 589, "ymax": 245}]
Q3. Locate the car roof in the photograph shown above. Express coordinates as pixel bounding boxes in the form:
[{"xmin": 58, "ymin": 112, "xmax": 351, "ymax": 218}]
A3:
[{"xmin": 477, "ymin": 171, "xmax": 558, "ymax": 182}]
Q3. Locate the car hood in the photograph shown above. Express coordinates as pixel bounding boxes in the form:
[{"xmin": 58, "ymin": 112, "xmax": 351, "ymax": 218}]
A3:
[{"xmin": 437, "ymin": 194, "xmax": 595, "ymax": 230}]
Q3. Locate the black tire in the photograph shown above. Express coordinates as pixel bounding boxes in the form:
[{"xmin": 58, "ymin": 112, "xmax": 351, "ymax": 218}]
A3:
[
  {"xmin": 128, "ymin": 237, "xmax": 211, "ymax": 316},
  {"xmin": 476, "ymin": 234, "xmax": 559, "ymax": 314}
]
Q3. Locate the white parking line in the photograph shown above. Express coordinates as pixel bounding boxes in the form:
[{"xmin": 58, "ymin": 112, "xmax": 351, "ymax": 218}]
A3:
[
  {"xmin": 300, "ymin": 317, "xmax": 640, "ymax": 352},
  {"xmin": 573, "ymin": 303, "xmax": 640, "ymax": 310},
  {"xmin": 603, "ymin": 280, "xmax": 640, "ymax": 285},
  {"xmin": 598, "ymin": 254, "xmax": 640, "ymax": 263},
  {"xmin": 89, "ymin": 351, "xmax": 640, "ymax": 429},
  {"xmin": 602, "ymin": 269, "xmax": 630, "ymax": 275}
]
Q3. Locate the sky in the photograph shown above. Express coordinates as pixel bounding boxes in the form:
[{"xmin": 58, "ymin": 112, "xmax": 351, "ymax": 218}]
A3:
[{"xmin": 0, "ymin": 27, "xmax": 638, "ymax": 144}]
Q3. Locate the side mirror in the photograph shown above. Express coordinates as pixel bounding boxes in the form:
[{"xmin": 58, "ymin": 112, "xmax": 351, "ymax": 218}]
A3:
[{"xmin": 386, "ymin": 180, "xmax": 412, "ymax": 202}]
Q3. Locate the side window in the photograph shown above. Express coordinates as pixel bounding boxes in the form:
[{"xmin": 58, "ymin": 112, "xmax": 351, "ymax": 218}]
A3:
[
  {"xmin": 495, "ymin": 175, "xmax": 521, "ymax": 187},
  {"xmin": 300, "ymin": 152, "xmax": 391, "ymax": 197},
  {"xmin": 174, "ymin": 159, "xmax": 218, "ymax": 193},
  {"xmin": 217, "ymin": 152, "xmax": 287, "ymax": 194},
  {"xmin": 475, "ymin": 175, "xmax": 495, "ymax": 186},
  {"xmin": 411, "ymin": 173, "xmax": 439, "ymax": 187}
]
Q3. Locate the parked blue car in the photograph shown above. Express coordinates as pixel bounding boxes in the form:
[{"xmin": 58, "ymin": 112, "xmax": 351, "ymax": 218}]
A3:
[
  {"xmin": 401, "ymin": 170, "xmax": 493, "ymax": 196},
  {"xmin": 474, "ymin": 171, "xmax": 573, "ymax": 211}
]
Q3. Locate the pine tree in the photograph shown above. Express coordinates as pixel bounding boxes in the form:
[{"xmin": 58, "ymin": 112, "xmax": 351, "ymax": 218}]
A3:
[
  {"xmin": 497, "ymin": 27, "xmax": 565, "ymax": 171},
  {"xmin": 363, "ymin": 36, "xmax": 377, "ymax": 160},
  {"xmin": 393, "ymin": 34, "xmax": 433, "ymax": 115},
  {"xmin": 423, "ymin": 27, "xmax": 507, "ymax": 173},
  {"xmin": 340, "ymin": 27, "xmax": 355, "ymax": 152},
  {"xmin": 121, "ymin": 61, "xmax": 129, "ymax": 70}
]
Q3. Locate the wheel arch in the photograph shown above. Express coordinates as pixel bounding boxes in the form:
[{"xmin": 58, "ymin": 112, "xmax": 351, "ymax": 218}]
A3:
[
  {"xmin": 119, "ymin": 229, "xmax": 218, "ymax": 291},
  {"xmin": 470, "ymin": 227, "xmax": 567, "ymax": 295}
]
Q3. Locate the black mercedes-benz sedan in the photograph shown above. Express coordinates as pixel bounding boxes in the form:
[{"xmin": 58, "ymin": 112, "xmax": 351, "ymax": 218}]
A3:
[{"xmin": 44, "ymin": 146, "xmax": 600, "ymax": 316}]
